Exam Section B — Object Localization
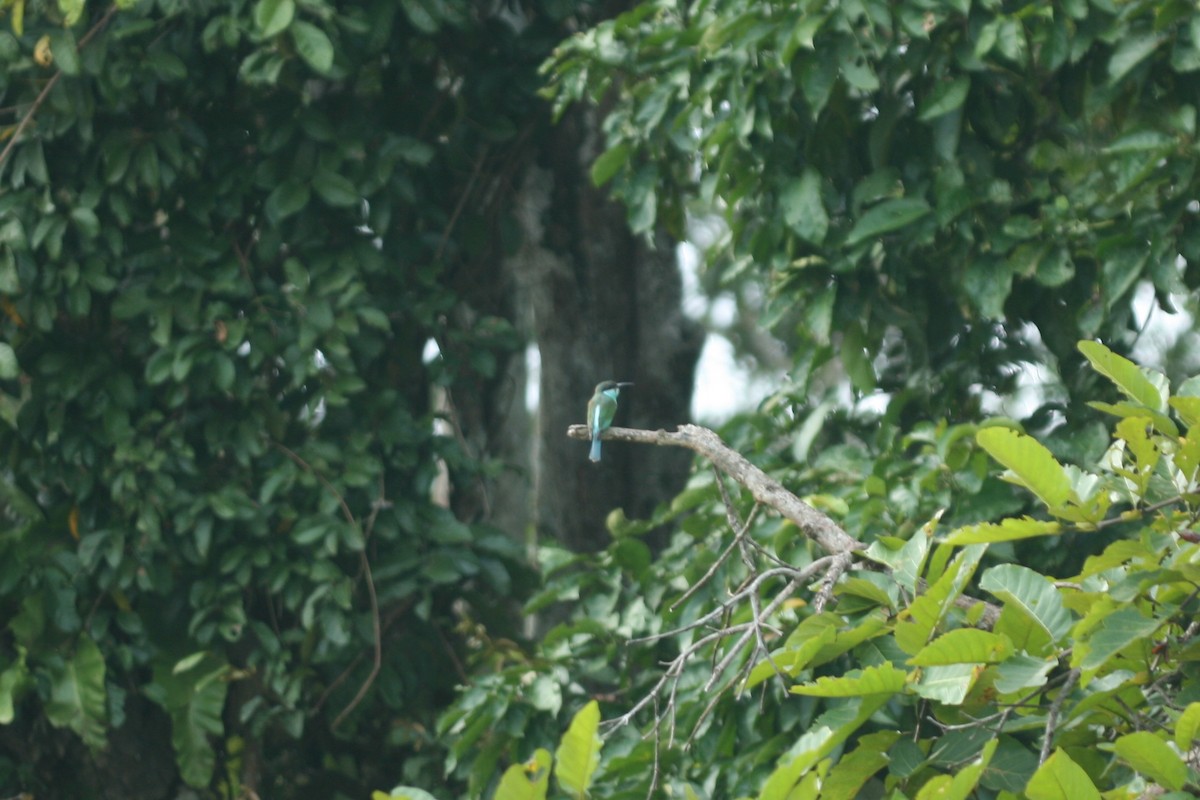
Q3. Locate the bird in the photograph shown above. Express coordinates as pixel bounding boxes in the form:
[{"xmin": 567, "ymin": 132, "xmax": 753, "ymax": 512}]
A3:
[{"xmin": 587, "ymin": 380, "xmax": 633, "ymax": 462}]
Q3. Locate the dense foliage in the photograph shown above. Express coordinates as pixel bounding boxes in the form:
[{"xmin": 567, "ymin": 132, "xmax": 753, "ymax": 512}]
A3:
[
  {"xmin": 0, "ymin": 0, "xmax": 554, "ymax": 794},
  {"xmin": 545, "ymin": 0, "xmax": 1200, "ymax": 422},
  {"xmin": 426, "ymin": 345, "xmax": 1200, "ymax": 800}
]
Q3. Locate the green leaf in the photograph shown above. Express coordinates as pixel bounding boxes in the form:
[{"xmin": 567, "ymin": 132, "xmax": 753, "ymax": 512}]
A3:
[
  {"xmin": 254, "ymin": 0, "xmax": 294, "ymax": 37},
  {"xmin": 45, "ymin": 635, "xmax": 107, "ymax": 750},
  {"xmin": 312, "ymin": 169, "xmax": 360, "ymax": 207},
  {"xmin": 48, "ymin": 29, "xmax": 80, "ymax": 76},
  {"xmin": 58, "ymin": 0, "xmax": 85, "ymax": 27},
  {"xmin": 979, "ymin": 564, "xmax": 1072, "ymax": 647},
  {"xmin": 291, "ymin": 21, "xmax": 334, "ymax": 74},
  {"xmin": 781, "ymin": 168, "xmax": 828, "ymax": 244},
  {"xmin": 493, "ymin": 748, "xmax": 550, "ymax": 800},
  {"xmin": 912, "ymin": 663, "xmax": 977, "ymax": 704},
  {"xmin": 1113, "ymin": 731, "xmax": 1186, "ymax": 791},
  {"xmin": 554, "ymin": 700, "xmax": 600, "ymax": 797},
  {"xmin": 821, "ymin": 730, "xmax": 899, "ymax": 800},
  {"xmin": 845, "ymin": 198, "xmax": 931, "ymax": 245},
  {"xmin": 992, "ymin": 653, "xmax": 1055, "ymax": 695},
  {"xmin": 908, "ymin": 629, "xmax": 1012, "ymax": 666},
  {"xmin": 152, "ymin": 654, "xmax": 230, "ymax": 788},
  {"xmin": 790, "ymin": 661, "xmax": 908, "ymax": 697},
  {"xmin": 894, "ymin": 545, "xmax": 987, "ymax": 655},
  {"xmin": 1074, "ymin": 606, "xmax": 1159, "ymax": 675},
  {"xmin": 265, "ymin": 179, "xmax": 311, "ymax": 224},
  {"xmin": 975, "ymin": 427, "xmax": 1072, "ymax": 510},
  {"xmin": 590, "ymin": 143, "xmax": 629, "ymax": 187},
  {"xmin": 918, "ymin": 77, "xmax": 970, "ymax": 121},
  {"xmin": 399, "ymin": 0, "xmax": 439, "ymax": 34},
  {"xmin": 943, "ymin": 516, "xmax": 1061, "ymax": 545},
  {"xmin": 1025, "ymin": 749, "xmax": 1100, "ymax": 800},
  {"xmin": 1108, "ymin": 32, "xmax": 1162, "ymax": 83},
  {"xmin": 0, "ymin": 649, "xmax": 29, "ymax": 724},
  {"xmin": 0, "ymin": 342, "xmax": 18, "ymax": 379},
  {"xmin": 1078, "ymin": 340, "xmax": 1167, "ymax": 412},
  {"xmin": 1175, "ymin": 702, "xmax": 1200, "ymax": 749}
]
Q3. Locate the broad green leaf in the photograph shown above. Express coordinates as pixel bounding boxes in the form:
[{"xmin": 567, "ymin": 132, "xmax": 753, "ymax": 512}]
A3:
[
  {"xmin": 152, "ymin": 654, "xmax": 230, "ymax": 788},
  {"xmin": 992, "ymin": 653, "xmax": 1054, "ymax": 695},
  {"xmin": 254, "ymin": 0, "xmax": 294, "ymax": 37},
  {"xmin": 1025, "ymin": 749, "xmax": 1100, "ymax": 800},
  {"xmin": 821, "ymin": 730, "xmax": 898, "ymax": 800},
  {"xmin": 912, "ymin": 663, "xmax": 978, "ymax": 704},
  {"xmin": 265, "ymin": 179, "xmax": 310, "ymax": 224},
  {"xmin": 975, "ymin": 427, "xmax": 1072, "ymax": 510},
  {"xmin": 554, "ymin": 700, "xmax": 600, "ymax": 797},
  {"xmin": 943, "ymin": 517, "xmax": 1061, "ymax": 545},
  {"xmin": 291, "ymin": 21, "xmax": 334, "ymax": 74},
  {"xmin": 908, "ymin": 629, "xmax": 1012, "ymax": 666},
  {"xmin": 916, "ymin": 738, "xmax": 996, "ymax": 800},
  {"xmin": 1088, "ymin": 400, "xmax": 1178, "ymax": 437},
  {"xmin": 493, "ymin": 749, "xmax": 551, "ymax": 800},
  {"xmin": 1112, "ymin": 731, "xmax": 1185, "ymax": 790},
  {"xmin": 1170, "ymin": 396, "xmax": 1200, "ymax": 429},
  {"xmin": 1108, "ymin": 32, "xmax": 1162, "ymax": 83},
  {"xmin": 1073, "ymin": 606, "xmax": 1160, "ymax": 676},
  {"xmin": 1176, "ymin": 702, "xmax": 1200, "ymax": 749},
  {"xmin": 863, "ymin": 529, "xmax": 929, "ymax": 594},
  {"xmin": 845, "ymin": 198, "xmax": 930, "ymax": 245},
  {"xmin": 759, "ymin": 696, "xmax": 890, "ymax": 799},
  {"xmin": 790, "ymin": 662, "xmax": 908, "ymax": 697},
  {"xmin": 894, "ymin": 545, "xmax": 986, "ymax": 655},
  {"xmin": 45, "ymin": 635, "xmax": 107, "ymax": 750},
  {"xmin": 590, "ymin": 143, "xmax": 629, "ymax": 187},
  {"xmin": 48, "ymin": 29, "xmax": 80, "ymax": 76},
  {"xmin": 1078, "ymin": 340, "xmax": 1166, "ymax": 412},
  {"xmin": 979, "ymin": 564, "xmax": 1071, "ymax": 647},
  {"xmin": 918, "ymin": 76, "xmax": 970, "ymax": 121},
  {"xmin": 312, "ymin": 169, "xmax": 360, "ymax": 207},
  {"xmin": 399, "ymin": 0, "xmax": 439, "ymax": 33},
  {"xmin": 781, "ymin": 168, "xmax": 828, "ymax": 244}
]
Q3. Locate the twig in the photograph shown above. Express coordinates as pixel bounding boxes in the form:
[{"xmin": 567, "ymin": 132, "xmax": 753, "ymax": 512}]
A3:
[{"xmin": 1039, "ymin": 667, "xmax": 1080, "ymax": 765}]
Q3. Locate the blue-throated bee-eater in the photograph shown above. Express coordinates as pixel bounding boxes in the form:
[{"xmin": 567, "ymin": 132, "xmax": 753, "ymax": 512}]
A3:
[{"xmin": 587, "ymin": 380, "xmax": 633, "ymax": 463}]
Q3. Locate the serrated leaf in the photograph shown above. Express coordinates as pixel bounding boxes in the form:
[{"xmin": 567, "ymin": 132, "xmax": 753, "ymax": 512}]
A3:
[
  {"xmin": 918, "ymin": 76, "xmax": 970, "ymax": 121},
  {"xmin": 781, "ymin": 168, "xmax": 828, "ymax": 244},
  {"xmin": 291, "ymin": 21, "xmax": 333, "ymax": 74},
  {"xmin": 908, "ymin": 629, "xmax": 1012, "ymax": 666},
  {"xmin": 554, "ymin": 700, "xmax": 600, "ymax": 797},
  {"xmin": 943, "ymin": 517, "xmax": 1061, "ymax": 545},
  {"xmin": 1113, "ymin": 731, "xmax": 1185, "ymax": 790},
  {"xmin": 790, "ymin": 661, "xmax": 907, "ymax": 697},
  {"xmin": 1078, "ymin": 340, "xmax": 1166, "ymax": 412},
  {"xmin": 976, "ymin": 427, "xmax": 1072, "ymax": 510},
  {"xmin": 254, "ymin": 0, "xmax": 293, "ymax": 37},
  {"xmin": 845, "ymin": 197, "xmax": 930, "ymax": 245}
]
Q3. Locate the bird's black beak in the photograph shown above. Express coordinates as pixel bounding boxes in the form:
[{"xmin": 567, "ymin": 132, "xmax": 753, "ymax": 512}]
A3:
[{"xmin": 617, "ymin": 382, "xmax": 635, "ymax": 388}]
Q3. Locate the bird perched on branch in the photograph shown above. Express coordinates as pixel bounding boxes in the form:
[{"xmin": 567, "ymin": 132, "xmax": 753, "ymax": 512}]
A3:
[{"xmin": 587, "ymin": 380, "xmax": 633, "ymax": 462}]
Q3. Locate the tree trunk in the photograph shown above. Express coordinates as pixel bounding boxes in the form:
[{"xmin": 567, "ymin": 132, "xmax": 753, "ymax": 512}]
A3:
[{"xmin": 509, "ymin": 105, "xmax": 704, "ymax": 553}]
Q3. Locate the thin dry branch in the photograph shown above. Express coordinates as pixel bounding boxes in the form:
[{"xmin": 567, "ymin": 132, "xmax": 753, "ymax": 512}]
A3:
[{"xmin": 568, "ymin": 423, "xmax": 1001, "ymax": 628}]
